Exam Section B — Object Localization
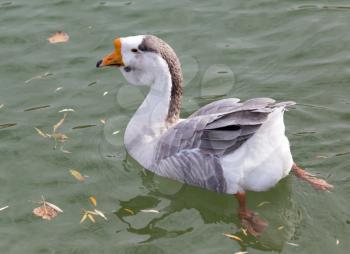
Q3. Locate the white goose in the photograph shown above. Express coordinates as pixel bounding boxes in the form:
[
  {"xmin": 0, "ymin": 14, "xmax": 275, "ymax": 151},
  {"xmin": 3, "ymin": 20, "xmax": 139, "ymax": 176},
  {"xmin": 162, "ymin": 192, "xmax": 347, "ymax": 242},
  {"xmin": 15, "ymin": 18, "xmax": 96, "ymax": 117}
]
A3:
[{"xmin": 97, "ymin": 35, "xmax": 332, "ymax": 236}]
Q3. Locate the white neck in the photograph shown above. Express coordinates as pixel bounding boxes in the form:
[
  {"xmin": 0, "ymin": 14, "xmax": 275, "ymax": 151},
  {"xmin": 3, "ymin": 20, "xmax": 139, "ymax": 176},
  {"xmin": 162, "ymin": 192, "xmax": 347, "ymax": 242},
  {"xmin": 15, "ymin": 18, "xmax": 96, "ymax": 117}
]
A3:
[{"xmin": 124, "ymin": 61, "xmax": 173, "ymax": 168}]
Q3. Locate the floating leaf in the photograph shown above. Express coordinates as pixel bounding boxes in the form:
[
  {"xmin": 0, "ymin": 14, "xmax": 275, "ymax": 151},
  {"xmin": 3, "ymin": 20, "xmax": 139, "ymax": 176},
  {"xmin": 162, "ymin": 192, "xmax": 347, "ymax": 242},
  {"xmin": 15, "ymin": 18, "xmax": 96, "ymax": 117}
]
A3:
[
  {"xmin": 87, "ymin": 213, "xmax": 95, "ymax": 223},
  {"xmin": 48, "ymin": 31, "xmax": 69, "ymax": 44},
  {"xmin": 124, "ymin": 208, "xmax": 134, "ymax": 215},
  {"xmin": 24, "ymin": 105, "xmax": 50, "ymax": 111},
  {"xmin": 223, "ymin": 233, "xmax": 243, "ymax": 242},
  {"xmin": 0, "ymin": 104, "xmax": 4, "ymax": 109},
  {"xmin": 55, "ymin": 87, "xmax": 63, "ymax": 92},
  {"xmin": 35, "ymin": 127, "xmax": 49, "ymax": 138},
  {"xmin": 33, "ymin": 204, "xmax": 59, "ymax": 220},
  {"xmin": 72, "ymin": 124, "xmax": 96, "ymax": 129},
  {"xmin": 286, "ymin": 242, "xmax": 299, "ymax": 247},
  {"xmin": 0, "ymin": 205, "xmax": 9, "ymax": 212},
  {"xmin": 0, "ymin": 123, "xmax": 17, "ymax": 129},
  {"xmin": 60, "ymin": 147, "xmax": 71, "ymax": 154},
  {"xmin": 140, "ymin": 209, "xmax": 160, "ymax": 214},
  {"xmin": 69, "ymin": 169, "xmax": 85, "ymax": 182},
  {"xmin": 80, "ymin": 213, "xmax": 88, "ymax": 224},
  {"xmin": 234, "ymin": 252, "xmax": 248, "ymax": 254},
  {"xmin": 52, "ymin": 133, "xmax": 68, "ymax": 142},
  {"xmin": 53, "ymin": 113, "xmax": 67, "ymax": 133},
  {"xmin": 87, "ymin": 81, "xmax": 97, "ymax": 86},
  {"xmin": 257, "ymin": 201, "xmax": 270, "ymax": 207},
  {"xmin": 103, "ymin": 91, "xmax": 108, "ymax": 96},
  {"xmin": 336, "ymin": 239, "xmax": 340, "ymax": 245},
  {"xmin": 241, "ymin": 228, "xmax": 248, "ymax": 236},
  {"xmin": 89, "ymin": 196, "xmax": 97, "ymax": 207},
  {"xmin": 112, "ymin": 130, "xmax": 120, "ymax": 135},
  {"xmin": 45, "ymin": 202, "xmax": 63, "ymax": 213},
  {"xmin": 94, "ymin": 209, "xmax": 107, "ymax": 220},
  {"xmin": 59, "ymin": 108, "xmax": 75, "ymax": 113},
  {"xmin": 100, "ymin": 118, "xmax": 107, "ymax": 125},
  {"xmin": 277, "ymin": 225, "xmax": 284, "ymax": 230}
]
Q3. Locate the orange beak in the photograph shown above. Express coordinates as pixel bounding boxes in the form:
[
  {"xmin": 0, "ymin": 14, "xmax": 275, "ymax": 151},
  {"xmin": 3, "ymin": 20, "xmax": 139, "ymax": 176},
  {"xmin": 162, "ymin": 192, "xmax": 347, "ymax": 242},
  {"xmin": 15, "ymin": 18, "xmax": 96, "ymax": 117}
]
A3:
[{"xmin": 96, "ymin": 38, "xmax": 125, "ymax": 68}]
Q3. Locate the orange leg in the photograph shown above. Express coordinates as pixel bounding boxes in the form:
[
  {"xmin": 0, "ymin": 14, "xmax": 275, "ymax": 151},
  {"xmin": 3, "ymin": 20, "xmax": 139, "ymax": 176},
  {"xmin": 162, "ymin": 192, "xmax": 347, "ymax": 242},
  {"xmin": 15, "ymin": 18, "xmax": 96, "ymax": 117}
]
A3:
[
  {"xmin": 235, "ymin": 192, "xmax": 268, "ymax": 237},
  {"xmin": 292, "ymin": 163, "xmax": 333, "ymax": 191}
]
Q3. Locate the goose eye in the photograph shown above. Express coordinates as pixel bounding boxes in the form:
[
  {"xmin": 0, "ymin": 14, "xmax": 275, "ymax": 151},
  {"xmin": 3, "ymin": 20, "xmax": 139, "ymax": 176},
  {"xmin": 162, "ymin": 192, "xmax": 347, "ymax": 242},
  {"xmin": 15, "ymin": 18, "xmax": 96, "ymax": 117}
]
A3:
[{"xmin": 131, "ymin": 48, "xmax": 139, "ymax": 53}]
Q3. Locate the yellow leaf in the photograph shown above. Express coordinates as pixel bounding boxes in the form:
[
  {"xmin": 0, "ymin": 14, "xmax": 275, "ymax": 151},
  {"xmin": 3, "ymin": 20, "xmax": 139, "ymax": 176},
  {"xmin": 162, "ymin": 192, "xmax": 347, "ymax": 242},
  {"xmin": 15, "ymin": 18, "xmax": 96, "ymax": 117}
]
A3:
[
  {"xmin": 69, "ymin": 169, "xmax": 85, "ymax": 182},
  {"xmin": 241, "ymin": 228, "xmax": 248, "ymax": 236},
  {"xmin": 234, "ymin": 252, "xmax": 248, "ymax": 254},
  {"xmin": 100, "ymin": 118, "xmax": 107, "ymax": 125},
  {"xmin": 277, "ymin": 225, "xmax": 284, "ymax": 230},
  {"xmin": 34, "ymin": 127, "xmax": 48, "ymax": 138},
  {"xmin": 223, "ymin": 233, "xmax": 243, "ymax": 242},
  {"xmin": 80, "ymin": 213, "xmax": 88, "ymax": 224},
  {"xmin": 124, "ymin": 208, "xmax": 134, "ymax": 215},
  {"xmin": 53, "ymin": 113, "xmax": 67, "ymax": 133},
  {"xmin": 89, "ymin": 196, "xmax": 97, "ymax": 207},
  {"xmin": 87, "ymin": 213, "xmax": 95, "ymax": 223}
]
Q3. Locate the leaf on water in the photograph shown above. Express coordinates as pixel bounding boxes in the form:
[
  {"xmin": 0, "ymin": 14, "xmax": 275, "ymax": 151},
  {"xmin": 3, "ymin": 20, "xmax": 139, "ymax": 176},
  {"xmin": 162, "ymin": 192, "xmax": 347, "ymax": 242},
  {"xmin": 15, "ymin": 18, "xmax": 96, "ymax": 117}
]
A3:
[
  {"xmin": 33, "ymin": 204, "xmax": 59, "ymax": 220},
  {"xmin": 53, "ymin": 113, "xmax": 67, "ymax": 133},
  {"xmin": 223, "ymin": 233, "xmax": 243, "ymax": 242},
  {"xmin": 52, "ymin": 133, "xmax": 68, "ymax": 142},
  {"xmin": 94, "ymin": 209, "xmax": 107, "ymax": 220},
  {"xmin": 45, "ymin": 202, "xmax": 63, "ymax": 213},
  {"xmin": 72, "ymin": 124, "xmax": 97, "ymax": 129},
  {"xmin": 87, "ymin": 213, "xmax": 96, "ymax": 223},
  {"xmin": 59, "ymin": 108, "xmax": 75, "ymax": 113},
  {"xmin": 316, "ymin": 155, "xmax": 328, "ymax": 159},
  {"xmin": 87, "ymin": 81, "xmax": 97, "ymax": 86},
  {"xmin": 55, "ymin": 87, "xmax": 63, "ymax": 92},
  {"xmin": 140, "ymin": 209, "xmax": 160, "ymax": 214},
  {"xmin": 336, "ymin": 239, "xmax": 340, "ymax": 245},
  {"xmin": 35, "ymin": 127, "xmax": 49, "ymax": 138},
  {"xmin": 100, "ymin": 118, "xmax": 107, "ymax": 125},
  {"xmin": 0, "ymin": 205, "xmax": 9, "ymax": 211},
  {"xmin": 69, "ymin": 169, "xmax": 86, "ymax": 182},
  {"xmin": 286, "ymin": 242, "xmax": 299, "ymax": 247},
  {"xmin": 234, "ymin": 252, "xmax": 248, "ymax": 254},
  {"xmin": 89, "ymin": 196, "xmax": 97, "ymax": 207},
  {"xmin": 60, "ymin": 147, "xmax": 71, "ymax": 154},
  {"xmin": 24, "ymin": 105, "xmax": 50, "ymax": 111},
  {"xmin": 0, "ymin": 104, "xmax": 4, "ymax": 109},
  {"xmin": 277, "ymin": 225, "xmax": 284, "ymax": 230},
  {"xmin": 257, "ymin": 201, "xmax": 270, "ymax": 207},
  {"xmin": 112, "ymin": 130, "xmax": 120, "ymax": 135},
  {"xmin": 124, "ymin": 208, "xmax": 134, "ymax": 215},
  {"xmin": 48, "ymin": 31, "xmax": 69, "ymax": 44},
  {"xmin": 80, "ymin": 212, "xmax": 88, "ymax": 224},
  {"xmin": 0, "ymin": 123, "xmax": 17, "ymax": 129},
  {"xmin": 103, "ymin": 91, "xmax": 108, "ymax": 96}
]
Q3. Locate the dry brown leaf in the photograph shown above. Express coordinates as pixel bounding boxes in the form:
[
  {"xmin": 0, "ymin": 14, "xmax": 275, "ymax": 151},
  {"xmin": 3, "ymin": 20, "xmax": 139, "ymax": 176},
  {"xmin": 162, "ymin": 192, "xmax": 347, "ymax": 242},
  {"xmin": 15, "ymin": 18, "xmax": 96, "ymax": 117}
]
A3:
[
  {"xmin": 48, "ymin": 31, "xmax": 69, "ymax": 43},
  {"xmin": 53, "ymin": 113, "xmax": 67, "ymax": 133},
  {"xmin": 69, "ymin": 169, "xmax": 86, "ymax": 182},
  {"xmin": 34, "ymin": 127, "xmax": 48, "ymax": 138},
  {"xmin": 124, "ymin": 208, "xmax": 134, "ymax": 215},
  {"xmin": 223, "ymin": 233, "xmax": 243, "ymax": 242},
  {"xmin": 33, "ymin": 204, "xmax": 58, "ymax": 220},
  {"xmin": 52, "ymin": 133, "xmax": 68, "ymax": 142},
  {"xmin": 87, "ymin": 213, "xmax": 96, "ymax": 223},
  {"xmin": 89, "ymin": 196, "xmax": 97, "ymax": 207}
]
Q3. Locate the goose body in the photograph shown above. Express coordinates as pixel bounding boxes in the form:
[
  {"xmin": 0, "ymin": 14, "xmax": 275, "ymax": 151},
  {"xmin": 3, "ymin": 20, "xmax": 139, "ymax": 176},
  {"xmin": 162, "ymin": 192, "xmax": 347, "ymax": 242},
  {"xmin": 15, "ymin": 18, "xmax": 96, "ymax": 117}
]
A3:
[{"xmin": 97, "ymin": 35, "xmax": 332, "ymax": 236}]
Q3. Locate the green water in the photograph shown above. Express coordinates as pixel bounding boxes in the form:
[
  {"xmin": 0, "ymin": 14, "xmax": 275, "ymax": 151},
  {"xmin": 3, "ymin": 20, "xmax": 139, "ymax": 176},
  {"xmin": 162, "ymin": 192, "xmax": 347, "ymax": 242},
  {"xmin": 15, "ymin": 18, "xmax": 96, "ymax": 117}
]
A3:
[{"xmin": 1, "ymin": 0, "xmax": 350, "ymax": 253}]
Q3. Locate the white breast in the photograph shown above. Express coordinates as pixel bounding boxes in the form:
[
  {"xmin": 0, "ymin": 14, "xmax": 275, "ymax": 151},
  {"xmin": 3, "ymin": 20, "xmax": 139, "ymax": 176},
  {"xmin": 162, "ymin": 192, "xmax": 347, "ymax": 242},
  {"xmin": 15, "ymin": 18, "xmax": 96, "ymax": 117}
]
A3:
[{"xmin": 221, "ymin": 108, "xmax": 294, "ymax": 194}]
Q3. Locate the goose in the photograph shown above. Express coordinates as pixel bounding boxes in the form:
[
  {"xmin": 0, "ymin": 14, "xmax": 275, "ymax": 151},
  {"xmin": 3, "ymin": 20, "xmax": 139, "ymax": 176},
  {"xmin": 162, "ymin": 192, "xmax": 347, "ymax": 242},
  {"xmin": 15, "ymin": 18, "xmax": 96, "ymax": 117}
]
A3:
[{"xmin": 96, "ymin": 35, "xmax": 333, "ymax": 236}]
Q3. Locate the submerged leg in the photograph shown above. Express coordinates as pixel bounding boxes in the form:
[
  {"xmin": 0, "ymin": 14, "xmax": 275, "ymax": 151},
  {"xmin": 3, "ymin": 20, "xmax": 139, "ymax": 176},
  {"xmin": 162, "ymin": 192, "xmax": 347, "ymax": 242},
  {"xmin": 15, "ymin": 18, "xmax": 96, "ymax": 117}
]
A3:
[
  {"xmin": 235, "ymin": 192, "xmax": 268, "ymax": 237},
  {"xmin": 292, "ymin": 163, "xmax": 333, "ymax": 191}
]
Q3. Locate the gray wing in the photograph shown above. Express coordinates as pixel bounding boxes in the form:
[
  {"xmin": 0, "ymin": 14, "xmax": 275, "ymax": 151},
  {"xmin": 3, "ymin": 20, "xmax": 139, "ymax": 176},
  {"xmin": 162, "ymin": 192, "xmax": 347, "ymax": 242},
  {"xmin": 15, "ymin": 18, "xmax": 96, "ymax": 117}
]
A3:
[{"xmin": 151, "ymin": 98, "xmax": 295, "ymax": 193}]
